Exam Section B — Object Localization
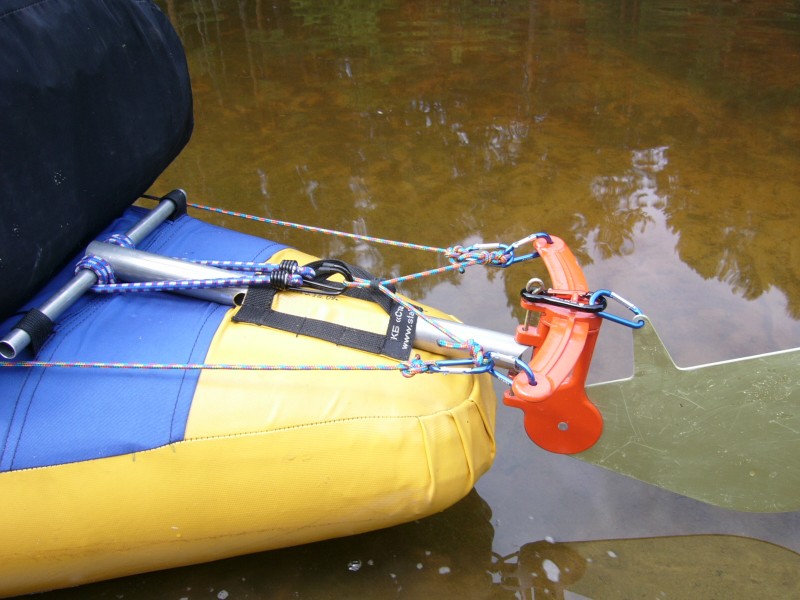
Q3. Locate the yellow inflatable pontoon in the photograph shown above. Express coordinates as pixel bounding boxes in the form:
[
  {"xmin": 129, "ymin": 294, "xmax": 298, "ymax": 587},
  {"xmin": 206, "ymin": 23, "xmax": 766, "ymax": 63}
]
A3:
[{"xmin": 0, "ymin": 225, "xmax": 496, "ymax": 597}]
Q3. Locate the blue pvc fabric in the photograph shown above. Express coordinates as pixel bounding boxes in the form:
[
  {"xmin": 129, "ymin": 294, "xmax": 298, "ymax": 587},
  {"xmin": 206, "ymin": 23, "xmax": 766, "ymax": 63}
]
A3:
[{"xmin": 0, "ymin": 206, "xmax": 287, "ymax": 472}]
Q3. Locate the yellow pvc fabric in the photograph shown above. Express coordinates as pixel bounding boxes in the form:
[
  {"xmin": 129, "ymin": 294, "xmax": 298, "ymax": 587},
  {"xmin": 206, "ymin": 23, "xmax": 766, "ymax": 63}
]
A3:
[{"xmin": 0, "ymin": 249, "xmax": 496, "ymax": 597}]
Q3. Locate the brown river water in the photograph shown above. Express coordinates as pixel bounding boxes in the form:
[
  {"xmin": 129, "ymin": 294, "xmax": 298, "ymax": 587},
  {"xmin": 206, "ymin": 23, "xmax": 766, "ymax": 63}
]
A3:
[{"xmin": 26, "ymin": 0, "xmax": 800, "ymax": 598}]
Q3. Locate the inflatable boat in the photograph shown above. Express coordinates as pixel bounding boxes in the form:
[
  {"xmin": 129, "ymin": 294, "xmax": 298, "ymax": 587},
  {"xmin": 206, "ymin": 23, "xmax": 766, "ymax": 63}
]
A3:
[
  {"xmin": 0, "ymin": 1, "xmax": 613, "ymax": 596},
  {"xmin": 1, "ymin": 198, "xmax": 503, "ymax": 597}
]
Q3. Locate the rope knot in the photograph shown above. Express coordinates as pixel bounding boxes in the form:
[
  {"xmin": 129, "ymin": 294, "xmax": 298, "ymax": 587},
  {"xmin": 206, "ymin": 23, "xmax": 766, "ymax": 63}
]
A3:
[
  {"xmin": 76, "ymin": 255, "xmax": 116, "ymax": 284},
  {"xmin": 467, "ymin": 339, "xmax": 489, "ymax": 366},
  {"xmin": 445, "ymin": 244, "xmax": 510, "ymax": 270},
  {"xmin": 399, "ymin": 354, "xmax": 432, "ymax": 378}
]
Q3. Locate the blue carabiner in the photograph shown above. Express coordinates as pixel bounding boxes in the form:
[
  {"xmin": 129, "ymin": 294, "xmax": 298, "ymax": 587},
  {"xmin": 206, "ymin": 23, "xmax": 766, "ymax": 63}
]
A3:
[
  {"xmin": 513, "ymin": 356, "xmax": 537, "ymax": 386},
  {"xmin": 507, "ymin": 251, "xmax": 540, "ymax": 264},
  {"xmin": 498, "ymin": 246, "xmax": 543, "ymax": 267},
  {"xmin": 488, "ymin": 356, "xmax": 537, "ymax": 386},
  {"xmin": 490, "ymin": 368, "xmax": 514, "ymax": 386},
  {"xmin": 499, "ymin": 232, "xmax": 553, "ymax": 267},
  {"xmin": 429, "ymin": 357, "xmax": 495, "ymax": 376},
  {"xmin": 509, "ymin": 232, "xmax": 553, "ymax": 249},
  {"xmin": 589, "ymin": 289, "xmax": 646, "ymax": 329}
]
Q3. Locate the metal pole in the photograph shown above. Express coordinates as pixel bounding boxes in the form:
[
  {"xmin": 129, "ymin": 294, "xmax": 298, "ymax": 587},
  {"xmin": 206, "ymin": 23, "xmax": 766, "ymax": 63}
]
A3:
[
  {"xmin": 414, "ymin": 319, "xmax": 527, "ymax": 368},
  {"xmin": 0, "ymin": 192, "xmax": 183, "ymax": 359},
  {"xmin": 85, "ymin": 241, "xmax": 245, "ymax": 306},
  {"xmin": 3, "ymin": 195, "xmax": 528, "ymax": 368},
  {"xmin": 76, "ymin": 243, "xmax": 529, "ymax": 367}
]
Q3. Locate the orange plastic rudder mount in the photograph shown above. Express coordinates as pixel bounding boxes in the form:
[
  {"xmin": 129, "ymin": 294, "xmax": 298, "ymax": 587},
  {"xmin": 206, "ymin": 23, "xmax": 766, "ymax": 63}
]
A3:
[{"xmin": 503, "ymin": 236, "xmax": 603, "ymax": 454}]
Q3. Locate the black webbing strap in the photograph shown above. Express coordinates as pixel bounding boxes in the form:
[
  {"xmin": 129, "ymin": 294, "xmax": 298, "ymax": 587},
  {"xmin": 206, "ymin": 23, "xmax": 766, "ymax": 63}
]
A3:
[
  {"xmin": 163, "ymin": 188, "xmax": 188, "ymax": 220},
  {"xmin": 232, "ymin": 279, "xmax": 417, "ymax": 361},
  {"xmin": 11, "ymin": 308, "xmax": 55, "ymax": 354},
  {"xmin": 335, "ymin": 262, "xmax": 394, "ymax": 313}
]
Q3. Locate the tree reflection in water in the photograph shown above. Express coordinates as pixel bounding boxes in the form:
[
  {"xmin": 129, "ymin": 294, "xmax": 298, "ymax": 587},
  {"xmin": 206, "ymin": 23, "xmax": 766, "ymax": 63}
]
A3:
[{"xmin": 157, "ymin": 0, "xmax": 799, "ymax": 330}]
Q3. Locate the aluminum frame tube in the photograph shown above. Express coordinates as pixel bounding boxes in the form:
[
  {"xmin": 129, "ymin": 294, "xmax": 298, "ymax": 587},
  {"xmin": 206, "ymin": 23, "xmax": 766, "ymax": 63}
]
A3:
[
  {"xmin": 2, "ymin": 190, "xmax": 528, "ymax": 367},
  {"xmin": 414, "ymin": 318, "xmax": 527, "ymax": 368},
  {"xmin": 0, "ymin": 195, "xmax": 181, "ymax": 359},
  {"xmin": 86, "ymin": 241, "xmax": 246, "ymax": 306},
  {"xmin": 83, "ymin": 244, "xmax": 528, "ymax": 367}
]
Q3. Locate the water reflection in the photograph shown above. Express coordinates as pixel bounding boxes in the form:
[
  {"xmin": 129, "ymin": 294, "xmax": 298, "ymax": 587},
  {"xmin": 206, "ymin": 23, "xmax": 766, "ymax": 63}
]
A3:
[
  {"xmin": 586, "ymin": 145, "xmax": 669, "ymax": 259},
  {"xmin": 23, "ymin": 489, "xmax": 800, "ymax": 599},
  {"xmin": 156, "ymin": 0, "xmax": 799, "ymax": 332},
  {"xmin": 494, "ymin": 534, "xmax": 800, "ymax": 599}
]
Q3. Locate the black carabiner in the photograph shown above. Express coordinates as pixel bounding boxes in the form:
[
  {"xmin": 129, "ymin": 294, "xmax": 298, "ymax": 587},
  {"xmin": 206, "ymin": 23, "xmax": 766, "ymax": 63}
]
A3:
[
  {"xmin": 296, "ymin": 259, "xmax": 353, "ymax": 296},
  {"xmin": 520, "ymin": 289, "xmax": 608, "ymax": 313}
]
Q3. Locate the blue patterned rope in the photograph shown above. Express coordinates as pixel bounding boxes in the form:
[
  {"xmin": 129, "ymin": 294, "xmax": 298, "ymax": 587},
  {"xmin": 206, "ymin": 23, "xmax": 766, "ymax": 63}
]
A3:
[
  {"xmin": 0, "ymin": 360, "xmax": 402, "ymax": 372},
  {"xmin": 51, "ymin": 196, "xmax": 558, "ymax": 384},
  {"xmin": 0, "ymin": 356, "xmax": 493, "ymax": 379},
  {"xmin": 178, "ymin": 259, "xmax": 316, "ymax": 278},
  {"xmin": 188, "ymin": 202, "xmax": 451, "ymax": 254},
  {"xmin": 89, "ymin": 273, "xmax": 305, "ymax": 294},
  {"xmin": 75, "ymin": 255, "xmax": 117, "ymax": 284}
]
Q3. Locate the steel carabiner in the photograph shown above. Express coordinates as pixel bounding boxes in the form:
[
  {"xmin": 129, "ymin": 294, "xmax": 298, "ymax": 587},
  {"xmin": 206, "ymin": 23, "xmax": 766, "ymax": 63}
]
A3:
[{"xmin": 588, "ymin": 289, "xmax": 646, "ymax": 329}]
